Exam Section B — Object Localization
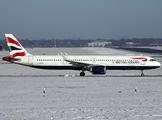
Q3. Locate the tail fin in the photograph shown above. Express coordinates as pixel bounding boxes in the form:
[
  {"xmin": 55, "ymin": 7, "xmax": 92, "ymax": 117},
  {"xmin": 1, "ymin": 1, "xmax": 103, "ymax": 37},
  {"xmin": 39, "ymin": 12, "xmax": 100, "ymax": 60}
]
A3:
[{"xmin": 5, "ymin": 34, "xmax": 30, "ymax": 58}]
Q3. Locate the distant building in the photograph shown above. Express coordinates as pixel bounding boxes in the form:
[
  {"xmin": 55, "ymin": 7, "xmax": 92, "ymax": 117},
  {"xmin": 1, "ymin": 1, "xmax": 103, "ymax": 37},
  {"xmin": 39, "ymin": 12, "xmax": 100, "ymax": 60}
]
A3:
[
  {"xmin": 149, "ymin": 43, "xmax": 162, "ymax": 47},
  {"xmin": 126, "ymin": 42, "xmax": 140, "ymax": 46},
  {"xmin": 126, "ymin": 42, "xmax": 134, "ymax": 45},
  {"xmin": 88, "ymin": 41, "xmax": 111, "ymax": 47}
]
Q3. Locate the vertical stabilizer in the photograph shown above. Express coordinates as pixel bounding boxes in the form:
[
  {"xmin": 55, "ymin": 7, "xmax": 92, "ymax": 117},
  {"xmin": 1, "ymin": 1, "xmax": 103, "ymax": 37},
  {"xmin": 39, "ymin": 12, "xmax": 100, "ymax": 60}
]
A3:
[{"xmin": 5, "ymin": 34, "xmax": 30, "ymax": 58}]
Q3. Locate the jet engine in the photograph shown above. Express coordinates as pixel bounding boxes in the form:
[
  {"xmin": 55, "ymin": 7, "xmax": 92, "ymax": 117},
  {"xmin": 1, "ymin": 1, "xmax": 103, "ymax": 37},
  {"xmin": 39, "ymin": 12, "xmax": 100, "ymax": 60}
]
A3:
[{"xmin": 90, "ymin": 66, "xmax": 106, "ymax": 74}]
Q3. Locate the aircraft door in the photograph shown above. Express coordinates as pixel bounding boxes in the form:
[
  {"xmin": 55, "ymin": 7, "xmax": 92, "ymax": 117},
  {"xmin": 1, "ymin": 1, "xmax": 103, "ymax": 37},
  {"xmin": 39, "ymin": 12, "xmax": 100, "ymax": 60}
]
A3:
[
  {"xmin": 92, "ymin": 58, "xmax": 96, "ymax": 63},
  {"xmin": 141, "ymin": 60, "xmax": 145, "ymax": 65},
  {"xmin": 28, "ymin": 56, "xmax": 33, "ymax": 65}
]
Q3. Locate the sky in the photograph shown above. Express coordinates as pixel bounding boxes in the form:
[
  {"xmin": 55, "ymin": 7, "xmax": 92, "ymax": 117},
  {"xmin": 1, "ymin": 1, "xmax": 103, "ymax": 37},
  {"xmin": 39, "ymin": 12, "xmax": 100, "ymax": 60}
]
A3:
[{"xmin": 0, "ymin": 0, "xmax": 162, "ymax": 40}]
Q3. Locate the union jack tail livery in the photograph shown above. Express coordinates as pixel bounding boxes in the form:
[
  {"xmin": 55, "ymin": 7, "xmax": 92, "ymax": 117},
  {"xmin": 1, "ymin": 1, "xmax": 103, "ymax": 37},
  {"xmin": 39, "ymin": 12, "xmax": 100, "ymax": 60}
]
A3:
[
  {"xmin": 5, "ymin": 34, "xmax": 30, "ymax": 58},
  {"xmin": 3, "ymin": 34, "xmax": 30, "ymax": 61}
]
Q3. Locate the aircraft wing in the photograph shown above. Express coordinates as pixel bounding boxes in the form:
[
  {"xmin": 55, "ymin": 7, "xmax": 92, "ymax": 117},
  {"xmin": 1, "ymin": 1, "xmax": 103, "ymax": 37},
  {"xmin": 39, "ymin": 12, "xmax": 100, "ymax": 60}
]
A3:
[
  {"xmin": 60, "ymin": 52, "xmax": 95, "ymax": 68},
  {"xmin": 66, "ymin": 60, "xmax": 91, "ymax": 67},
  {"xmin": 60, "ymin": 53, "xmax": 107, "ymax": 74}
]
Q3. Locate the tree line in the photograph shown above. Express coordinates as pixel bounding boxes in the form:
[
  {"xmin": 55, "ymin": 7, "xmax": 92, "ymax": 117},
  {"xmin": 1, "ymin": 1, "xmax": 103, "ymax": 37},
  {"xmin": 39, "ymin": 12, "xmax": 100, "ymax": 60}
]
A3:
[{"xmin": 0, "ymin": 38, "xmax": 162, "ymax": 51}]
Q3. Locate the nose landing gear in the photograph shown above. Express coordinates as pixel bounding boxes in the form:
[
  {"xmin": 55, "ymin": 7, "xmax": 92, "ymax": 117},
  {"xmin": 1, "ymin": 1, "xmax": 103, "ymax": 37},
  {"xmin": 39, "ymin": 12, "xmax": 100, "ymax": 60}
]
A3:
[{"xmin": 141, "ymin": 70, "xmax": 145, "ymax": 76}]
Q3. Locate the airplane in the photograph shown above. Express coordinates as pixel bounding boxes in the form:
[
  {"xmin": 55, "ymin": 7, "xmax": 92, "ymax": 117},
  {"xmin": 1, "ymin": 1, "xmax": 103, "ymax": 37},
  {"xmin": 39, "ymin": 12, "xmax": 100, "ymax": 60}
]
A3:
[{"xmin": 2, "ymin": 34, "xmax": 161, "ymax": 76}]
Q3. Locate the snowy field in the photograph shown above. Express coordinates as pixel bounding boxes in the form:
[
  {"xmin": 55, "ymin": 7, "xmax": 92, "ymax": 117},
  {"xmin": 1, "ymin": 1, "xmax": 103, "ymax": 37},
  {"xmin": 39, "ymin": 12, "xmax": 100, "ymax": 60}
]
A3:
[{"xmin": 0, "ymin": 47, "xmax": 162, "ymax": 119}]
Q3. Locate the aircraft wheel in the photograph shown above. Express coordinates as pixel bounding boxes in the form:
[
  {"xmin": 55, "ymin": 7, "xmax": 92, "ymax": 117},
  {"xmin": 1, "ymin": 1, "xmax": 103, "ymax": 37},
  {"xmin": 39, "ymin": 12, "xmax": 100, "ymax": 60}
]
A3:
[
  {"xmin": 141, "ymin": 73, "xmax": 145, "ymax": 76},
  {"xmin": 80, "ymin": 72, "xmax": 85, "ymax": 76},
  {"xmin": 141, "ymin": 70, "xmax": 145, "ymax": 76}
]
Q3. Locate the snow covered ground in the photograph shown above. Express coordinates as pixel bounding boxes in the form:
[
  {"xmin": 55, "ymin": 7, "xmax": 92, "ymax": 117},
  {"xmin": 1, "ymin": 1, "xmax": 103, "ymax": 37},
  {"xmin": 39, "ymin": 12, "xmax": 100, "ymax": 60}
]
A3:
[{"xmin": 0, "ymin": 47, "xmax": 162, "ymax": 119}]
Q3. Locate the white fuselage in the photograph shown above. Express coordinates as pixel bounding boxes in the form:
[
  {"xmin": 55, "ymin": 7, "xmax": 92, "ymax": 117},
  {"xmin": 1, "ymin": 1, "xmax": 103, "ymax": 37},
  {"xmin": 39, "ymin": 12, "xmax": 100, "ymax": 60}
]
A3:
[{"xmin": 14, "ymin": 55, "xmax": 161, "ymax": 71}]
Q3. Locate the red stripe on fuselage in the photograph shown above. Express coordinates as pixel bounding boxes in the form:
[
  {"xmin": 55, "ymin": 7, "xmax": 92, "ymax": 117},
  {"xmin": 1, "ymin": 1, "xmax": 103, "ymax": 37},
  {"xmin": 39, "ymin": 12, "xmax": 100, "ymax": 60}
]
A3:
[
  {"xmin": 6, "ymin": 37, "xmax": 21, "ymax": 47},
  {"xmin": 132, "ymin": 57, "xmax": 147, "ymax": 60}
]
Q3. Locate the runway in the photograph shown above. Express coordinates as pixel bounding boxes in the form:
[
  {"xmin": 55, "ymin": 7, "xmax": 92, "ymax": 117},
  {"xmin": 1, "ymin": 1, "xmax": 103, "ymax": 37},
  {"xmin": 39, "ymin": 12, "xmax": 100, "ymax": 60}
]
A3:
[{"xmin": 0, "ymin": 74, "xmax": 162, "ymax": 77}]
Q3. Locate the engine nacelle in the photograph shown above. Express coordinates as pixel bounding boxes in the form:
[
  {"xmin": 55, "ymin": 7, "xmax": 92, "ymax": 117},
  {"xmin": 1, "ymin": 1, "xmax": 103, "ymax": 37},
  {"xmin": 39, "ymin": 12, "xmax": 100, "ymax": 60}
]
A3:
[{"xmin": 91, "ymin": 66, "xmax": 106, "ymax": 74}]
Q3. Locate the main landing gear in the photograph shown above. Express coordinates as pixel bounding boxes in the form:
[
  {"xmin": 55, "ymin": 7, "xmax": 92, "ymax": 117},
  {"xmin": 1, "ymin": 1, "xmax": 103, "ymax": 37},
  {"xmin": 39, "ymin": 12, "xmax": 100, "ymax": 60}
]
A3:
[
  {"xmin": 141, "ymin": 70, "xmax": 145, "ymax": 76},
  {"xmin": 80, "ymin": 68, "xmax": 85, "ymax": 76},
  {"xmin": 80, "ymin": 71, "xmax": 85, "ymax": 76}
]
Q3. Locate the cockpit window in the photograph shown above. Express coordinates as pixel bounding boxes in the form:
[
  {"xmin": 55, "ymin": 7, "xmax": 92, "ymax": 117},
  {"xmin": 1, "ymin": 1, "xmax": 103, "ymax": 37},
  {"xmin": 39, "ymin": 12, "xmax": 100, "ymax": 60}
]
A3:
[{"xmin": 150, "ymin": 59, "xmax": 156, "ymax": 61}]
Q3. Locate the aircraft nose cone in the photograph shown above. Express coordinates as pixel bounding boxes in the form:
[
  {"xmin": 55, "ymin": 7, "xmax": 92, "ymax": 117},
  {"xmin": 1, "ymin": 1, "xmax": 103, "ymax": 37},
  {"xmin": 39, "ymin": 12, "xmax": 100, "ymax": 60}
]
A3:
[{"xmin": 157, "ymin": 62, "xmax": 161, "ymax": 67}]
